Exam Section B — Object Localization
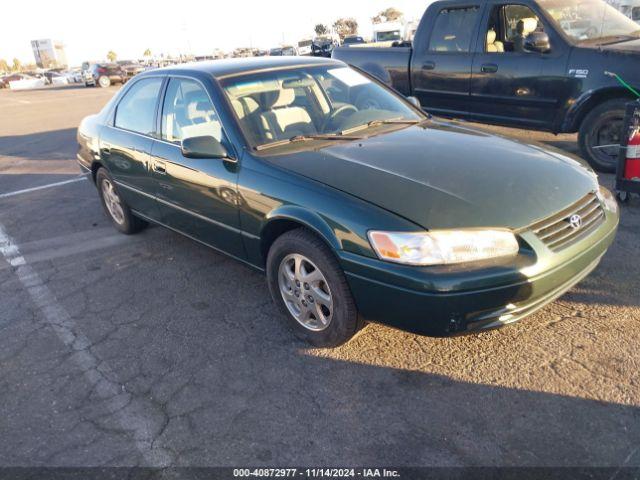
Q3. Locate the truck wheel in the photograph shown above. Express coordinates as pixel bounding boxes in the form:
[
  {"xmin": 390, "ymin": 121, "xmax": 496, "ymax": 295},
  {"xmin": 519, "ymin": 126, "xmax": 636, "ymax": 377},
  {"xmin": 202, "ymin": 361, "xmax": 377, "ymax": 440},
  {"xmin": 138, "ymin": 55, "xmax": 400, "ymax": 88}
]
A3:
[
  {"xmin": 578, "ymin": 98, "xmax": 627, "ymax": 173},
  {"xmin": 97, "ymin": 75, "xmax": 111, "ymax": 88},
  {"xmin": 266, "ymin": 228, "xmax": 363, "ymax": 348}
]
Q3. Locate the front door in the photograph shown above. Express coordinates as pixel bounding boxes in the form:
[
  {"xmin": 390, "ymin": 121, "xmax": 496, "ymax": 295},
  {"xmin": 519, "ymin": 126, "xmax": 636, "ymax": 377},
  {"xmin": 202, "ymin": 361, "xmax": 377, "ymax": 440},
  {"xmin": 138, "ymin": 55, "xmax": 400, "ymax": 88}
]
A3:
[
  {"xmin": 469, "ymin": 2, "xmax": 569, "ymax": 129},
  {"xmin": 410, "ymin": 5, "xmax": 482, "ymax": 117},
  {"xmin": 100, "ymin": 76, "xmax": 164, "ymax": 220},
  {"xmin": 150, "ymin": 77, "xmax": 243, "ymax": 257}
]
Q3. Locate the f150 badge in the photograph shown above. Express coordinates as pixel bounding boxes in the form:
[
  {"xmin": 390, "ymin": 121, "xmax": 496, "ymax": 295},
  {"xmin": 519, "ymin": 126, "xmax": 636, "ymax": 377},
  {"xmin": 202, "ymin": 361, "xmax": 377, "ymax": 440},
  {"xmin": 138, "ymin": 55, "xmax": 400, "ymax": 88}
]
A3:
[{"xmin": 569, "ymin": 69, "xmax": 589, "ymax": 78}]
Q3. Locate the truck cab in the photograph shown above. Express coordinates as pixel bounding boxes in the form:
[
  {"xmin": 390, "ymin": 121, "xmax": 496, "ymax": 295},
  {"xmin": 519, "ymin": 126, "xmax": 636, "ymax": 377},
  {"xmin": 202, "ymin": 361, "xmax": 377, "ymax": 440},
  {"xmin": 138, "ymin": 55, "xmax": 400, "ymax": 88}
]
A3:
[{"xmin": 334, "ymin": 0, "xmax": 640, "ymax": 172}]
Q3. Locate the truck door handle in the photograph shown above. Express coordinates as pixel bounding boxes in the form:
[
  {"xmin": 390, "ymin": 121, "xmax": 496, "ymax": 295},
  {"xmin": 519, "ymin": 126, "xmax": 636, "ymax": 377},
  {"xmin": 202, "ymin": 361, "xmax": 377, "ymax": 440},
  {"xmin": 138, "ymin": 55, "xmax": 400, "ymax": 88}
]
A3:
[
  {"xmin": 481, "ymin": 63, "xmax": 498, "ymax": 73},
  {"xmin": 153, "ymin": 161, "xmax": 166, "ymax": 174},
  {"xmin": 422, "ymin": 61, "xmax": 436, "ymax": 70}
]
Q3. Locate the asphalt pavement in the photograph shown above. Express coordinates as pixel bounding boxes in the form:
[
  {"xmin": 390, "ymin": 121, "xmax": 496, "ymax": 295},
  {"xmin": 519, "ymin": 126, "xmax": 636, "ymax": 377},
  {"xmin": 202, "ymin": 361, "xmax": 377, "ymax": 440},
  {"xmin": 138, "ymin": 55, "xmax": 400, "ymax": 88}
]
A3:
[{"xmin": 0, "ymin": 85, "xmax": 639, "ymax": 469}]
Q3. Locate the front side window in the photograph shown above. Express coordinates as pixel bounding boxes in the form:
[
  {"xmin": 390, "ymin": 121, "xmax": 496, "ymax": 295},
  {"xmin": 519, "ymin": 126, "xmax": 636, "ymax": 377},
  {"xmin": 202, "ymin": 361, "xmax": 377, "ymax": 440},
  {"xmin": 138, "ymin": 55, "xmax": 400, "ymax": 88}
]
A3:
[
  {"xmin": 161, "ymin": 78, "xmax": 223, "ymax": 144},
  {"xmin": 485, "ymin": 5, "xmax": 543, "ymax": 52},
  {"xmin": 539, "ymin": 0, "xmax": 640, "ymax": 43},
  {"xmin": 114, "ymin": 77, "xmax": 163, "ymax": 135},
  {"xmin": 429, "ymin": 7, "xmax": 480, "ymax": 52},
  {"xmin": 221, "ymin": 65, "xmax": 423, "ymax": 148}
]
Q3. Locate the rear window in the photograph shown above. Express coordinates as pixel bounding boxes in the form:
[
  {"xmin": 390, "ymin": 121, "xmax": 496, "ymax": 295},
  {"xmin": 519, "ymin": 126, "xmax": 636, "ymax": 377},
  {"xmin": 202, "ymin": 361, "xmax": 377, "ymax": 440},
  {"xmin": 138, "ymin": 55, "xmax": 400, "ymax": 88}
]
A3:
[
  {"xmin": 429, "ymin": 6, "xmax": 480, "ymax": 52},
  {"xmin": 114, "ymin": 78, "xmax": 163, "ymax": 135}
]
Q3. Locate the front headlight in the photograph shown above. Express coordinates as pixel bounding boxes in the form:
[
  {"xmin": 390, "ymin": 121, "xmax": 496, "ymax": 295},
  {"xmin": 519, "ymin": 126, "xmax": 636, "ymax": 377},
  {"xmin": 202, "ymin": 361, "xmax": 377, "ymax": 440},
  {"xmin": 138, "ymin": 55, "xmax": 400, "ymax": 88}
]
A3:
[{"xmin": 367, "ymin": 229, "xmax": 519, "ymax": 266}]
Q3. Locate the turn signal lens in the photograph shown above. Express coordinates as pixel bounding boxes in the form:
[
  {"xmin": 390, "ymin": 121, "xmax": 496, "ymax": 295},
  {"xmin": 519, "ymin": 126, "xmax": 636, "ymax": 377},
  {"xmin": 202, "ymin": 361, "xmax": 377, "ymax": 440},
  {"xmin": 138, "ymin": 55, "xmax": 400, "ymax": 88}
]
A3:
[{"xmin": 368, "ymin": 230, "xmax": 519, "ymax": 266}]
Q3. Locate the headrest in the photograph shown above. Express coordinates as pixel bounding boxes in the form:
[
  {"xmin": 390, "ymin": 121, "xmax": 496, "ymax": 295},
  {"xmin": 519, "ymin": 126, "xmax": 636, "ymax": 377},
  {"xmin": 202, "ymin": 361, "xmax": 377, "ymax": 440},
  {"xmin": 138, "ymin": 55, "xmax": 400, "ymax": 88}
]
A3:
[
  {"xmin": 487, "ymin": 29, "xmax": 496, "ymax": 44},
  {"xmin": 231, "ymin": 96, "xmax": 259, "ymax": 119},
  {"xmin": 258, "ymin": 88, "xmax": 295, "ymax": 110},
  {"xmin": 272, "ymin": 88, "xmax": 295, "ymax": 108},
  {"xmin": 517, "ymin": 18, "xmax": 538, "ymax": 35}
]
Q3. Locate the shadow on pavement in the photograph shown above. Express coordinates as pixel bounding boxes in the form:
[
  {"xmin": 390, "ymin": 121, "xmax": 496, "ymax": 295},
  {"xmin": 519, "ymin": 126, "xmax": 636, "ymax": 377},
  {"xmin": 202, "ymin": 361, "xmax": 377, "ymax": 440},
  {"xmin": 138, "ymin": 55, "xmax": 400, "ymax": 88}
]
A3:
[{"xmin": 0, "ymin": 128, "xmax": 77, "ymax": 161}]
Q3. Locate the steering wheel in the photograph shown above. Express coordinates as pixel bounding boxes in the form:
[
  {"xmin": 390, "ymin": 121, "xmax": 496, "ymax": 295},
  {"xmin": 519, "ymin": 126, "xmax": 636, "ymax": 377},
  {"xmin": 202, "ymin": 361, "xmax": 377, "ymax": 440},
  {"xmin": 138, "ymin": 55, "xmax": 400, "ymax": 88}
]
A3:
[{"xmin": 322, "ymin": 104, "xmax": 358, "ymax": 132}]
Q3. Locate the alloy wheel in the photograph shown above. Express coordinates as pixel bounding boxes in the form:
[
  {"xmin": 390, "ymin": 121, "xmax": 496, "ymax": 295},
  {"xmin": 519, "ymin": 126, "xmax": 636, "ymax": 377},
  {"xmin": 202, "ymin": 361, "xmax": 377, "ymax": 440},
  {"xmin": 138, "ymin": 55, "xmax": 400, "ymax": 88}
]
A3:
[
  {"xmin": 101, "ymin": 179, "xmax": 125, "ymax": 225},
  {"xmin": 278, "ymin": 253, "xmax": 333, "ymax": 331}
]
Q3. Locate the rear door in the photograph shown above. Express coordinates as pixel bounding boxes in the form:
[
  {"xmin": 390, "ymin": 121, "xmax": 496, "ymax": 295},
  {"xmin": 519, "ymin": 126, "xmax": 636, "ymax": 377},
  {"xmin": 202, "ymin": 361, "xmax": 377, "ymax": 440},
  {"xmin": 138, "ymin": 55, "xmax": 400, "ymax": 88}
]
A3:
[
  {"xmin": 410, "ymin": 4, "xmax": 482, "ymax": 117},
  {"xmin": 150, "ymin": 76, "xmax": 243, "ymax": 257},
  {"xmin": 100, "ymin": 76, "xmax": 164, "ymax": 220}
]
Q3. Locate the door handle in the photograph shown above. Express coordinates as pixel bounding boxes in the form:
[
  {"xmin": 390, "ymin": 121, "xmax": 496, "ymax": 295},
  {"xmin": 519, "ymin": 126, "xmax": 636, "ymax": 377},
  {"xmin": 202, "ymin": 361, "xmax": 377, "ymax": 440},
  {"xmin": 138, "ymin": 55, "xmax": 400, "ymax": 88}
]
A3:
[
  {"xmin": 152, "ymin": 161, "xmax": 166, "ymax": 174},
  {"xmin": 422, "ymin": 61, "xmax": 436, "ymax": 70},
  {"xmin": 481, "ymin": 63, "xmax": 498, "ymax": 73}
]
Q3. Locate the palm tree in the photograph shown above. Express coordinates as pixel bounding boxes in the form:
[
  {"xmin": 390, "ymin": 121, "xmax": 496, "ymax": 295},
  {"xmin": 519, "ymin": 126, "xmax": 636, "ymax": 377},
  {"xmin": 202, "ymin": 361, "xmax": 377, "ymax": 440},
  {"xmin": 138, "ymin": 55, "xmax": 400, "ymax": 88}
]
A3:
[
  {"xmin": 143, "ymin": 48, "xmax": 152, "ymax": 58},
  {"xmin": 0, "ymin": 59, "xmax": 9, "ymax": 73},
  {"xmin": 12, "ymin": 58, "xmax": 22, "ymax": 72},
  {"xmin": 107, "ymin": 51, "xmax": 117, "ymax": 62}
]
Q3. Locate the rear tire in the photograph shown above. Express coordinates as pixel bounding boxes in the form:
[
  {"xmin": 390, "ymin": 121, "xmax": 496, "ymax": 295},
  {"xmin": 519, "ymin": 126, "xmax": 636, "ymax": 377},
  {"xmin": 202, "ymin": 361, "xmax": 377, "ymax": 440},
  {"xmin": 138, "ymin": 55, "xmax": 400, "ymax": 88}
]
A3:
[
  {"xmin": 578, "ymin": 98, "xmax": 627, "ymax": 173},
  {"xmin": 266, "ymin": 228, "xmax": 363, "ymax": 348},
  {"xmin": 97, "ymin": 75, "xmax": 111, "ymax": 88},
  {"xmin": 96, "ymin": 168, "xmax": 147, "ymax": 235}
]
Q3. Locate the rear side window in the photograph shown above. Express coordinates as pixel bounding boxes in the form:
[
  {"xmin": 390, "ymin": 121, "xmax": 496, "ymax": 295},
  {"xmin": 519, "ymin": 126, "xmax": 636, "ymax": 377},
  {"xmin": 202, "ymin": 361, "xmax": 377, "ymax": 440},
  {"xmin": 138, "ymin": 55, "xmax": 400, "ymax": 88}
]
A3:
[
  {"xmin": 429, "ymin": 7, "xmax": 480, "ymax": 52},
  {"xmin": 161, "ymin": 78, "xmax": 224, "ymax": 144},
  {"xmin": 114, "ymin": 77, "xmax": 163, "ymax": 135}
]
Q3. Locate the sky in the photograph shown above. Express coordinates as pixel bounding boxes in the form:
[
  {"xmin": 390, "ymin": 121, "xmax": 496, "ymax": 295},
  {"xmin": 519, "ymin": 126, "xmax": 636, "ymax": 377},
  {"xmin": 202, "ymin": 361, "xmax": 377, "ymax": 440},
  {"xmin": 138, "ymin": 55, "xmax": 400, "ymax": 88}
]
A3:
[{"xmin": 1, "ymin": 0, "xmax": 430, "ymax": 67}]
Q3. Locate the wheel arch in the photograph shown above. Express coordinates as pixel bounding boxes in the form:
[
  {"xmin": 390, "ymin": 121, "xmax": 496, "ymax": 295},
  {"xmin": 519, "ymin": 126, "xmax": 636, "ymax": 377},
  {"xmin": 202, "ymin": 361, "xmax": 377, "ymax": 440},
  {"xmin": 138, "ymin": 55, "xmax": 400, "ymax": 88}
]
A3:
[
  {"xmin": 260, "ymin": 206, "xmax": 342, "ymax": 266},
  {"xmin": 564, "ymin": 87, "xmax": 636, "ymax": 133}
]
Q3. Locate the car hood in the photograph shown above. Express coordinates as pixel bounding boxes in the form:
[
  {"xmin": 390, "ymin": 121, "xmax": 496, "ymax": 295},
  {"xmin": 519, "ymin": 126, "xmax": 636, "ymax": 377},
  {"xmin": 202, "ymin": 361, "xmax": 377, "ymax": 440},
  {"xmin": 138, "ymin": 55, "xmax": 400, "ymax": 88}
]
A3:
[{"xmin": 265, "ymin": 121, "xmax": 599, "ymax": 230}]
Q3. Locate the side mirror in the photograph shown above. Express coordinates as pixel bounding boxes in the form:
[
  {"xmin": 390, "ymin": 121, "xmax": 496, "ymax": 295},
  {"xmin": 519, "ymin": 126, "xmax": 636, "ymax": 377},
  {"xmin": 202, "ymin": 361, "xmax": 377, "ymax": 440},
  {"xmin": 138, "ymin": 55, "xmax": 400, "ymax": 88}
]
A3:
[
  {"xmin": 181, "ymin": 136, "xmax": 231, "ymax": 160},
  {"xmin": 524, "ymin": 32, "xmax": 551, "ymax": 53},
  {"xmin": 407, "ymin": 96, "xmax": 421, "ymax": 109}
]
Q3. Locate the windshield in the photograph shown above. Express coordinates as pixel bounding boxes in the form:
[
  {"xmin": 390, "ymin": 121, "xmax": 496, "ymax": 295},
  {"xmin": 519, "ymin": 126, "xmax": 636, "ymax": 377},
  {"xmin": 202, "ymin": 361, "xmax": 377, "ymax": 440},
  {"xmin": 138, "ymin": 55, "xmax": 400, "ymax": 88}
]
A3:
[
  {"xmin": 222, "ymin": 65, "xmax": 423, "ymax": 149},
  {"xmin": 539, "ymin": 0, "xmax": 640, "ymax": 42}
]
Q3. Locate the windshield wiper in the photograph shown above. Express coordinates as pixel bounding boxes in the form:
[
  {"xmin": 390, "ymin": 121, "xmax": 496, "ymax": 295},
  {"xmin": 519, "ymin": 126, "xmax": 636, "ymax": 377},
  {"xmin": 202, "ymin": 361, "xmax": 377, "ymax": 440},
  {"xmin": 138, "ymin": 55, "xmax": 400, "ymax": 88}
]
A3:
[
  {"xmin": 255, "ymin": 133, "xmax": 364, "ymax": 151},
  {"xmin": 340, "ymin": 118, "xmax": 422, "ymax": 136}
]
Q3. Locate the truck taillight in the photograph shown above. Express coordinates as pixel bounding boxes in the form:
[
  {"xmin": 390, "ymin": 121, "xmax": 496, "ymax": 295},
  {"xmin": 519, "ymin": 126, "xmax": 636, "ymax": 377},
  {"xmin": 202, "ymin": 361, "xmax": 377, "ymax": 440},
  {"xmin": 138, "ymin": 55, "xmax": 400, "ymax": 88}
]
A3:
[
  {"xmin": 97, "ymin": 67, "xmax": 107, "ymax": 74},
  {"xmin": 624, "ymin": 128, "xmax": 640, "ymax": 180}
]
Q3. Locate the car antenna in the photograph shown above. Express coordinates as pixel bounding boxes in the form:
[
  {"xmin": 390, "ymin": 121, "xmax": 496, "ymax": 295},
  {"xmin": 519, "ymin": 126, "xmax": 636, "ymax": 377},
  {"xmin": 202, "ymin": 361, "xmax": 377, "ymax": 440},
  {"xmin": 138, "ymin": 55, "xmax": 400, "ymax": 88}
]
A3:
[{"xmin": 604, "ymin": 71, "xmax": 640, "ymax": 99}]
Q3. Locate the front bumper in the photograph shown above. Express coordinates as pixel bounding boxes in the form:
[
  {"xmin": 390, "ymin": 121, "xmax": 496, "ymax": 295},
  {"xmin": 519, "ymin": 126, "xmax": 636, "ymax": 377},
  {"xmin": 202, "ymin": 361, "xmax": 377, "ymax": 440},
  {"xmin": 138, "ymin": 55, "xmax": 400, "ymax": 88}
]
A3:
[{"xmin": 340, "ymin": 204, "xmax": 619, "ymax": 337}]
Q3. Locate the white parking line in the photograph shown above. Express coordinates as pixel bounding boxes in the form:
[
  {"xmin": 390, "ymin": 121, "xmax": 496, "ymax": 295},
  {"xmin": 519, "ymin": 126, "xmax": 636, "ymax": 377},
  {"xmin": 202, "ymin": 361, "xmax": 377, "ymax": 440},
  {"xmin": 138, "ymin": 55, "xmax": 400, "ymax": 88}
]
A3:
[
  {"xmin": 0, "ymin": 223, "xmax": 173, "ymax": 467},
  {"xmin": 0, "ymin": 176, "xmax": 87, "ymax": 199}
]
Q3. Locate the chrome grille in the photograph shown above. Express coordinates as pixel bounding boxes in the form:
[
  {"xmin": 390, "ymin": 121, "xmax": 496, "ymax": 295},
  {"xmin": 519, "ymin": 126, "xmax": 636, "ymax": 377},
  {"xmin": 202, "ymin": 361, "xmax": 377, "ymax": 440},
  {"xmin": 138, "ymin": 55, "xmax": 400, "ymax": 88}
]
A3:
[{"xmin": 530, "ymin": 192, "xmax": 605, "ymax": 252}]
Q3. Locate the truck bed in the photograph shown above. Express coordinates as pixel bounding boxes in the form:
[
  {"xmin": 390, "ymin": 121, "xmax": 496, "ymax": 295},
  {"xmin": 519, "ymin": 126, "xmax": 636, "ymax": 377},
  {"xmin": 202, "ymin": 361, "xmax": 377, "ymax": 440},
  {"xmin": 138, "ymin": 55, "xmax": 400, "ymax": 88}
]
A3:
[{"xmin": 332, "ymin": 46, "xmax": 412, "ymax": 96}]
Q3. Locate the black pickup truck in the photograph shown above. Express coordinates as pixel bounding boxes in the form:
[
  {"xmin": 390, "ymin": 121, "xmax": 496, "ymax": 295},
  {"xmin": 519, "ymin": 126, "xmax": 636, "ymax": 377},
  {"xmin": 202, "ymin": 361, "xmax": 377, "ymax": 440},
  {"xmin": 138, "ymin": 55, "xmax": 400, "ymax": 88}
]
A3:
[{"xmin": 333, "ymin": 0, "xmax": 640, "ymax": 172}]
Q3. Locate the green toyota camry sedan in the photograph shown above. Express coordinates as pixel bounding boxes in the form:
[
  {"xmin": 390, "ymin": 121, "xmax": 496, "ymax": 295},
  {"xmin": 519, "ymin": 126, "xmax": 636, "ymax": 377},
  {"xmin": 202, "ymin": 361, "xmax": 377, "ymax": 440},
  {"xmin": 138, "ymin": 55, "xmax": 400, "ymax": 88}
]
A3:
[{"xmin": 77, "ymin": 56, "xmax": 619, "ymax": 347}]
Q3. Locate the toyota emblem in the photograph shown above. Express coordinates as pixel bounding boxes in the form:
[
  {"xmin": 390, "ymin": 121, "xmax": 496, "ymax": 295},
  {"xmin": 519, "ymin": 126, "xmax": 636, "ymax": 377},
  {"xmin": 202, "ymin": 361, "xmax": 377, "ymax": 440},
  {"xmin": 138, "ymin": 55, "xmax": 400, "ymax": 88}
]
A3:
[{"xmin": 569, "ymin": 214, "xmax": 582, "ymax": 230}]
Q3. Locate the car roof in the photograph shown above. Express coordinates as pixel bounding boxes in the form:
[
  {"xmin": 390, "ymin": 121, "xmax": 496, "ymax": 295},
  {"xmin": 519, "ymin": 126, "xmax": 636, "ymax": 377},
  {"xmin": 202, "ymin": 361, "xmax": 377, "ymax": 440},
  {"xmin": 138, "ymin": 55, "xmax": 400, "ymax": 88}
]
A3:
[{"xmin": 141, "ymin": 56, "xmax": 344, "ymax": 80}]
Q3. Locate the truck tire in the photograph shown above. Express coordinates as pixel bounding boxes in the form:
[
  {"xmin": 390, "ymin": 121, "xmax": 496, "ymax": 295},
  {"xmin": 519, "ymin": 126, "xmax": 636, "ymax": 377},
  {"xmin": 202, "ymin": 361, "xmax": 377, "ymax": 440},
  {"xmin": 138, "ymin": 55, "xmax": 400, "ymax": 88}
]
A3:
[
  {"xmin": 578, "ymin": 98, "xmax": 627, "ymax": 173},
  {"xmin": 97, "ymin": 75, "xmax": 111, "ymax": 88}
]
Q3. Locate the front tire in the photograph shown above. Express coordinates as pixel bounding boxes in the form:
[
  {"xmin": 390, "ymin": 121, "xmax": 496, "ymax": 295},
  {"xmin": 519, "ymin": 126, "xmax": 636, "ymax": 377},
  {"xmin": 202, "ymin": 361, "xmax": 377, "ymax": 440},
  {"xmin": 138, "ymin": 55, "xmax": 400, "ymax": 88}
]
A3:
[
  {"xmin": 578, "ymin": 98, "xmax": 627, "ymax": 173},
  {"xmin": 96, "ymin": 168, "xmax": 147, "ymax": 234},
  {"xmin": 267, "ymin": 229, "xmax": 362, "ymax": 348}
]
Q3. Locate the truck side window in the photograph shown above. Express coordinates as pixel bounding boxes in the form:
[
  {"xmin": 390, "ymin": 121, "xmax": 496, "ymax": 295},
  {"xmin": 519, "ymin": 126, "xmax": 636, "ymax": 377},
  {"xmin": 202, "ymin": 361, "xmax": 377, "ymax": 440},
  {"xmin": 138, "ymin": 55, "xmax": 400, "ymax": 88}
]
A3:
[
  {"xmin": 428, "ymin": 7, "xmax": 480, "ymax": 52},
  {"xmin": 485, "ymin": 5, "xmax": 543, "ymax": 53}
]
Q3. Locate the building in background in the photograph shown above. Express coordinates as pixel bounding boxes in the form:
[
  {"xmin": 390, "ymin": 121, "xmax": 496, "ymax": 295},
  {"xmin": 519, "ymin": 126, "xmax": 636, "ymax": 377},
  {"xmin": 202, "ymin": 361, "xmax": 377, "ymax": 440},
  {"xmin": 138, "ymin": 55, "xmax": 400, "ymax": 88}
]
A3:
[{"xmin": 31, "ymin": 39, "xmax": 68, "ymax": 69}]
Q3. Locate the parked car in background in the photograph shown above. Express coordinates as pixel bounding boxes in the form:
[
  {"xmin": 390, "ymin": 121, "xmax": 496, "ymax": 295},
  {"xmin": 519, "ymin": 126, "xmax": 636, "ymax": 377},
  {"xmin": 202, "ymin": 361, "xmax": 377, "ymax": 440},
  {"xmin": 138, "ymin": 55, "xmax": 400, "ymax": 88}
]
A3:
[
  {"xmin": 297, "ymin": 38, "xmax": 313, "ymax": 55},
  {"xmin": 342, "ymin": 35, "xmax": 366, "ymax": 46},
  {"xmin": 77, "ymin": 56, "xmax": 618, "ymax": 347},
  {"xmin": 83, "ymin": 63, "xmax": 127, "ymax": 88},
  {"xmin": 0, "ymin": 73, "xmax": 32, "ymax": 88},
  {"xmin": 333, "ymin": 0, "xmax": 640, "ymax": 173},
  {"xmin": 312, "ymin": 36, "xmax": 337, "ymax": 57},
  {"xmin": 117, "ymin": 60, "xmax": 146, "ymax": 80},
  {"xmin": 618, "ymin": 0, "xmax": 640, "ymax": 22},
  {"xmin": 269, "ymin": 46, "xmax": 297, "ymax": 56}
]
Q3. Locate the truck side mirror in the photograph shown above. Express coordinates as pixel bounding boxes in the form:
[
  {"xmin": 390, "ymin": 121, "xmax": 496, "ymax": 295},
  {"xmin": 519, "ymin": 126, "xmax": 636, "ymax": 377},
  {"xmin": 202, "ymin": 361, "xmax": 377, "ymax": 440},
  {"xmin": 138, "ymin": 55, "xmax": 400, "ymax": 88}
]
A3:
[{"xmin": 524, "ymin": 32, "xmax": 551, "ymax": 53}]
